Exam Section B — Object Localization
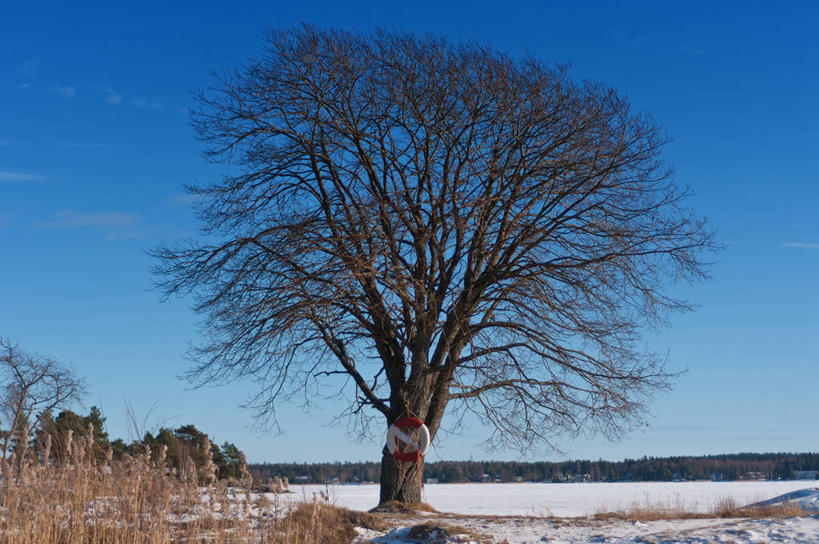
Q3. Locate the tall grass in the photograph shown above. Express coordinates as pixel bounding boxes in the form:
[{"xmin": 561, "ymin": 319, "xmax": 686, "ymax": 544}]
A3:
[
  {"xmin": 593, "ymin": 495, "xmax": 808, "ymax": 521},
  {"xmin": 0, "ymin": 428, "xmax": 381, "ymax": 543}
]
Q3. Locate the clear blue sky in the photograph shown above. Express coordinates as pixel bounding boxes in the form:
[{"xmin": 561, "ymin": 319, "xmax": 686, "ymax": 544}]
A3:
[{"xmin": 1, "ymin": 1, "xmax": 817, "ymax": 464}]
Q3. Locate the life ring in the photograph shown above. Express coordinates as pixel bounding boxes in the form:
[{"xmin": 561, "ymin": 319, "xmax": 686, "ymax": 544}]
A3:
[{"xmin": 386, "ymin": 416, "xmax": 430, "ymax": 463}]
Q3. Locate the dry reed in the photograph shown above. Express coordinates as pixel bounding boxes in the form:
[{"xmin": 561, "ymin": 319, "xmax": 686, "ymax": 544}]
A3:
[
  {"xmin": 593, "ymin": 495, "xmax": 809, "ymax": 521},
  {"xmin": 0, "ymin": 429, "xmax": 380, "ymax": 543}
]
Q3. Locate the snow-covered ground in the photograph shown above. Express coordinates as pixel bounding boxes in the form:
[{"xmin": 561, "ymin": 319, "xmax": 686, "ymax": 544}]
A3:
[
  {"xmin": 360, "ymin": 514, "xmax": 819, "ymax": 544},
  {"xmin": 271, "ymin": 482, "xmax": 819, "ymax": 543},
  {"xmin": 286, "ymin": 481, "xmax": 817, "ymax": 516}
]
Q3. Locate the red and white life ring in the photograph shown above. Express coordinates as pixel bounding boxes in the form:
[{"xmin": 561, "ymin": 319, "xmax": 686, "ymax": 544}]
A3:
[{"xmin": 386, "ymin": 416, "xmax": 430, "ymax": 463}]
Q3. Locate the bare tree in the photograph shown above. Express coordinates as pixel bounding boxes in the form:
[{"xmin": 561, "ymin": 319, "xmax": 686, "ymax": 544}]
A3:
[
  {"xmin": 0, "ymin": 339, "xmax": 86, "ymax": 459},
  {"xmin": 154, "ymin": 25, "xmax": 715, "ymax": 504}
]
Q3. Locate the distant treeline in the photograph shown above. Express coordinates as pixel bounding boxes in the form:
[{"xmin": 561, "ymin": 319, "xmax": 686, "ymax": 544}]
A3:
[{"xmin": 249, "ymin": 452, "xmax": 819, "ymax": 485}]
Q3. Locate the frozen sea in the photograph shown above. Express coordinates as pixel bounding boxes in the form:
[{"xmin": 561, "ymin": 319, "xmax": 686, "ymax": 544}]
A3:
[{"xmin": 286, "ymin": 481, "xmax": 818, "ymax": 516}]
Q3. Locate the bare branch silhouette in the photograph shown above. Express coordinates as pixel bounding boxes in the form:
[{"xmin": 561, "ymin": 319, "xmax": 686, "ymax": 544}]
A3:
[
  {"xmin": 154, "ymin": 25, "xmax": 716, "ymax": 503},
  {"xmin": 0, "ymin": 339, "xmax": 86, "ymax": 459}
]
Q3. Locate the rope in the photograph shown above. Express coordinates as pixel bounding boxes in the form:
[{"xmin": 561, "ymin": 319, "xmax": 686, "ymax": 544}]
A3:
[
  {"xmin": 392, "ymin": 453, "xmax": 423, "ymax": 500},
  {"xmin": 394, "ymin": 404, "xmax": 426, "ymax": 498}
]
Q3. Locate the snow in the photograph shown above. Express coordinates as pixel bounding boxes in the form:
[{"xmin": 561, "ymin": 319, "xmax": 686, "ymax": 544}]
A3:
[
  {"xmin": 284, "ymin": 480, "xmax": 818, "ymax": 516},
  {"xmin": 357, "ymin": 513, "xmax": 819, "ymax": 544},
  {"xmin": 749, "ymin": 487, "xmax": 819, "ymax": 512},
  {"xmin": 276, "ymin": 481, "xmax": 819, "ymax": 543}
]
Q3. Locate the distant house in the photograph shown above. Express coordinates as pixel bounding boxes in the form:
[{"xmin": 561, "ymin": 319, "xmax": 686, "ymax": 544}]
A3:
[
  {"xmin": 294, "ymin": 475, "xmax": 309, "ymax": 484},
  {"xmin": 746, "ymin": 471, "xmax": 765, "ymax": 480},
  {"xmin": 709, "ymin": 473, "xmax": 724, "ymax": 481},
  {"xmin": 796, "ymin": 470, "xmax": 817, "ymax": 480},
  {"xmin": 425, "ymin": 477, "xmax": 439, "ymax": 484}
]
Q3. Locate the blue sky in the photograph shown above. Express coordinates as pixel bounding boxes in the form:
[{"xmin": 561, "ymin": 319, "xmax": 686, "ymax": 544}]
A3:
[{"xmin": 1, "ymin": 1, "xmax": 817, "ymax": 463}]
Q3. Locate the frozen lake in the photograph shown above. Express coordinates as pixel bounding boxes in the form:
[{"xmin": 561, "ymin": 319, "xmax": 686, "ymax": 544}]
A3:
[{"xmin": 285, "ymin": 481, "xmax": 817, "ymax": 516}]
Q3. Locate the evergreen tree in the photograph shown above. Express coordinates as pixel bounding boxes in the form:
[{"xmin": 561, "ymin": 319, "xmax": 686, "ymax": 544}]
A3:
[{"xmin": 35, "ymin": 407, "xmax": 111, "ymax": 461}]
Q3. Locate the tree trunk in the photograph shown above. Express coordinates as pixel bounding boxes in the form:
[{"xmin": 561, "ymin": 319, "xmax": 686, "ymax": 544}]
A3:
[{"xmin": 378, "ymin": 447, "xmax": 424, "ymax": 505}]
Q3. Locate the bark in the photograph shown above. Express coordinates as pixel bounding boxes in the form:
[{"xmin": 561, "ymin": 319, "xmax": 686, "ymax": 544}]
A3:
[{"xmin": 379, "ymin": 447, "xmax": 424, "ymax": 505}]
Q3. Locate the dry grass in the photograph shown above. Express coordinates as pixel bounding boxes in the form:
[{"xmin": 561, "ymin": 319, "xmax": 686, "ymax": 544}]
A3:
[
  {"xmin": 369, "ymin": 500, "xmax": 439, "ymax": 514},
  {"xmin": 0, "ymin": 433, "xmax": 377, "ymax": 543},
  {"xmin": 593, "ymin": 495, "xmax": 809, "ymax": 521},
  {"xmin": 283, "ymin": 503, "xmax": 386, "ymax": 543},
  {"xmin": 714, "ymin": 496, "xmax": 808, "ymax": 519}
]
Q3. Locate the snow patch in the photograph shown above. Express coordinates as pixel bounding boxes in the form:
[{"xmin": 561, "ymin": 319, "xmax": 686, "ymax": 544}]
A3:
[
  {"xmin": 354, "ymin": 516, "xmax": 819, "ymax": 544},
  {"xmin": 746, "ymin": 487, "xmax": 819, "ymax": 512}
]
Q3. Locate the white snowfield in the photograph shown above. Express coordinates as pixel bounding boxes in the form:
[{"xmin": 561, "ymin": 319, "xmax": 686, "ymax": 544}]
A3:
[
  {"xmin": 288, "ymin": 480, "xmax": 817, "ymax": 516},
  {"xmin": 280, "ymin": 481, "xmax": 819, "ymax": 543}
]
